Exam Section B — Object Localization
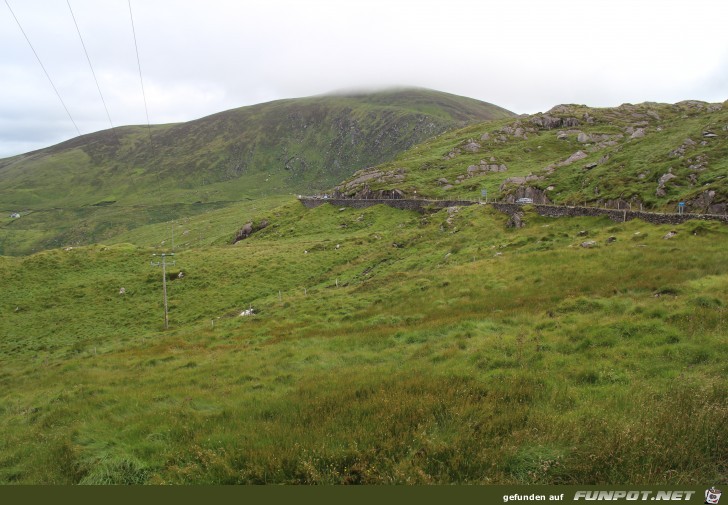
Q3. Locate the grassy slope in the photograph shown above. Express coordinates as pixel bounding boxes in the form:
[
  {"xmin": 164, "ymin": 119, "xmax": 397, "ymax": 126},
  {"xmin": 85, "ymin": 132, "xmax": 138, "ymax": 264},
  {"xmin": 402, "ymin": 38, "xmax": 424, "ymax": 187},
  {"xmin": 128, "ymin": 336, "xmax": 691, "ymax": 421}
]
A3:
[
  {"xmin": 338, "ymin": 100, "xmax": 728, "ymax": 210},
  {"xmin": 0, "ymin": 89, "xmax": 513, "ymax": 255},
  {"xmin": 1, "ymin": 199, "xmax": 725, "ymax": 484}
]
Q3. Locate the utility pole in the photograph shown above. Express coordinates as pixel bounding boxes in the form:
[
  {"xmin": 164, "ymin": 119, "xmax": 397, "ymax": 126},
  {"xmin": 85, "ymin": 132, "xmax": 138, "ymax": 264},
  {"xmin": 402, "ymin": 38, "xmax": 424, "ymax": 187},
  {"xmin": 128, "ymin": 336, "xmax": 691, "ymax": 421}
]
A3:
[{"xmin": 151, "ymin": 253, "xmax": 175, "ymax": 329}]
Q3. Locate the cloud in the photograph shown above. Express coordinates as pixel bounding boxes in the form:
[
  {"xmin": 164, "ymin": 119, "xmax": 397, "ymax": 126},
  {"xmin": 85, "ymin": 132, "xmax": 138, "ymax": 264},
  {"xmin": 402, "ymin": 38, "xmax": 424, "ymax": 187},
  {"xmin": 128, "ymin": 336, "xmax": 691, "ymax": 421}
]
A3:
[{"xmin": 1, "ymin": 0, "xmax": 727, "ymax": 158}]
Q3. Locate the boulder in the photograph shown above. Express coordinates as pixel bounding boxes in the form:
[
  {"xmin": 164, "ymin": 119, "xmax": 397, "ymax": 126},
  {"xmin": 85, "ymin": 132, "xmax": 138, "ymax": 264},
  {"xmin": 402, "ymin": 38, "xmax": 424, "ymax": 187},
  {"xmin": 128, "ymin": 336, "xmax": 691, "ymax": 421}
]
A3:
[
  {"xmin": 580, "ymin": 240, "xmax": 597, "ymax": 248},
  {"xmin": 631, "ymin": 128, "xmax": 646, "ymax": 139},
  {"xmin": 686, "ymin": 189, "xmax": 718, "ymax": 213},
  {"xmin": 561, "ymin": 151, "xmax": 588, "ymax": 166},
  {"xmin": 233, "ymin": 219, "xmax": 270, "ymax": 243},
  {"xmin": 656, "ymin": 172, "xmax": 677, "ymax": 196},
  {"xmin": 577, "ymin": 132, "xmax": 591, "ymax": 143},
  {"xmin": 507, "ymin": 212, "xmax": 525, "ymax": 229}
]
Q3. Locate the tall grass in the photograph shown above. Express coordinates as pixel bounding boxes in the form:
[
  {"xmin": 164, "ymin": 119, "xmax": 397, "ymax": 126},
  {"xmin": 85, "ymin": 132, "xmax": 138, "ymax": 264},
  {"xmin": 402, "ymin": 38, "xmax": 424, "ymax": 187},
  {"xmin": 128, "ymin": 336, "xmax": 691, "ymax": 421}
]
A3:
[{"xmin": 0, "ymin": 204, "xmax": 726, "ymax": 483}]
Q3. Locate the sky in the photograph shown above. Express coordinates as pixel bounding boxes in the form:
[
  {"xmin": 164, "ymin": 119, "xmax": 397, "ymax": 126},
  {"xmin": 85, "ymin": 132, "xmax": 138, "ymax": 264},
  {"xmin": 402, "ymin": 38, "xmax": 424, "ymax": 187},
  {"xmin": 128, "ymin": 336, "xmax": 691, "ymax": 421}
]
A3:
[{"xmin": 1, "ymin": 0, "xmax": 727, "ymax": 158}]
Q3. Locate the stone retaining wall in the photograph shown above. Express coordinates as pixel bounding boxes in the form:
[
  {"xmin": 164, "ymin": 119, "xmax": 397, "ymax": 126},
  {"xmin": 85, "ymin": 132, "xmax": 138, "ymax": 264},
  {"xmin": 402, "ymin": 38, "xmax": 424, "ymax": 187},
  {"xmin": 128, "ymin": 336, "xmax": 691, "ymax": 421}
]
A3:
[
  {"xmin": 492, "ymin": 203, "xmax": 728, "ymax": 225},
  {"xmin": 299, "ymin": 197, "xmax": 476, "ymax": 212},
  {"xmin": 298, "ymin": 197, "xmax": 728, "ymax": 225}
]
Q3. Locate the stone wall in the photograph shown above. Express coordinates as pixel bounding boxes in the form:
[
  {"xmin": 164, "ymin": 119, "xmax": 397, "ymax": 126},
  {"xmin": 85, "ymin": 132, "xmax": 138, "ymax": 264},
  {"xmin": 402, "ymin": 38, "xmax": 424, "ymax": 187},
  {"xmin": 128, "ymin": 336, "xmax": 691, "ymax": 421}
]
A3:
[
  {"xmin": 299, "ymin": 197, "xmax": 477, "ymax": 212},
  {"xmin": 298, "ymin": 197, "xmax": 728, "ymax": 225},
  {"xmin": 492, "ymin": 203, "xmax": 728, "ymax": 225}
]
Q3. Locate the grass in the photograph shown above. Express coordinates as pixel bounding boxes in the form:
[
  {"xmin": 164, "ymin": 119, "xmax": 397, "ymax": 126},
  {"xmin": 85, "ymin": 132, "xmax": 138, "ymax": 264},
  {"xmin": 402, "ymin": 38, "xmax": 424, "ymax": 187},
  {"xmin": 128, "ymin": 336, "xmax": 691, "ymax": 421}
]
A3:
[
  {"xmin": 0, "ymin": 89, "xmax": 512, "ymax": 256},
  {"xmin": 338, "ymin": 100, "xmax": 728, "ymax": 210},
  {"xmin": 1, "ymin": 199, "xmax": 726, "ymax": 484}
]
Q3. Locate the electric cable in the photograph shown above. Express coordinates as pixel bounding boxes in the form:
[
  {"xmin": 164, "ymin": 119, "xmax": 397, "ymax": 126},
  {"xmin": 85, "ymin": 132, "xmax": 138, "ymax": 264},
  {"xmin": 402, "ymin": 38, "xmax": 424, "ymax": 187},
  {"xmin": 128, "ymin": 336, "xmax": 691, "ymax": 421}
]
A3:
[
  {"xmin": 66, "ymin": 0, "xmax": 117, "ymax": 139},
  {"xmin": 4, "ymin": 0, "xmax": 82, "ymax": 137}
]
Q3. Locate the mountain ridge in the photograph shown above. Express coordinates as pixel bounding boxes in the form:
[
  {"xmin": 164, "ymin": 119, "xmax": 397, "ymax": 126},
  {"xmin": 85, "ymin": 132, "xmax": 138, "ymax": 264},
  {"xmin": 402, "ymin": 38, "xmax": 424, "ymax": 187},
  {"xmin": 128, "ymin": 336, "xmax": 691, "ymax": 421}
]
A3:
[
  {"xmin": 333, "ymin": 98, "xmax": 728, "ymax": 213},
  {"xmin": 0, "ymin": 88, "xmax": 514, "ymax": 254}
]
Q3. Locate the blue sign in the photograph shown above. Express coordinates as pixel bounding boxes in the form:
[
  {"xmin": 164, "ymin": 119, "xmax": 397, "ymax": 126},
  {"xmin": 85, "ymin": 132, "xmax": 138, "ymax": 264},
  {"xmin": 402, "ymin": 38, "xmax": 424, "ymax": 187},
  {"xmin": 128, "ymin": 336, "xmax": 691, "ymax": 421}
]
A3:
[
  {"xmin": 678, "ymin": 202, "xmax": 685, "ymax": 206},
  {"xmin": 481, "ymin": 189, "xmax": 487, "ymax": 197}
]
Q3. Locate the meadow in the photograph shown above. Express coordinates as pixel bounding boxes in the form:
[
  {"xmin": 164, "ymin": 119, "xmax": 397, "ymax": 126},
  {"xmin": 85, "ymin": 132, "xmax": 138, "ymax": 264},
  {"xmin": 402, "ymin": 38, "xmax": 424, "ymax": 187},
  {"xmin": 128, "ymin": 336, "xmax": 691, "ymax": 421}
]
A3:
[{"xmin": 1, "ymin": 200, "xmax": 725, "ymax": 484}]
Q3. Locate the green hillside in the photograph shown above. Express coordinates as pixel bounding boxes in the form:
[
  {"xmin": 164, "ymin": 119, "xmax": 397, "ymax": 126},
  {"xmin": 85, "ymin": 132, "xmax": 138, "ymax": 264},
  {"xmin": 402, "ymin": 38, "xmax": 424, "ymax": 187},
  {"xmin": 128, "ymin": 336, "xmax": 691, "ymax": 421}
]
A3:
[
  {"xmin": 0, "ymin": 94, "xmax": 726, "ymax": 485},
  {"xmin": 0, "ymin": 198, "xmax": 725, "ymax": 484},
  {"xmin": 336, "ymin": 100, "xmax": 728, "ymax": 212},
  {"xmin": 0, "ymin": 88, "xmax": 513, "ymax": 255}
]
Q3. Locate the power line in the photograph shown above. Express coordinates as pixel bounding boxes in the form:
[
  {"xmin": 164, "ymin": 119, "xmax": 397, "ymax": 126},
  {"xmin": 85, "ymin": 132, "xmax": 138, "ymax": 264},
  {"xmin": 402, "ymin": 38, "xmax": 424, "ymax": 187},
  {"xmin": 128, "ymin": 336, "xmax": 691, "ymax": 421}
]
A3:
[
  {"xmin": 126, "ymin": 0, "xmax": 175, "ymax": 251},
  {"xmin": 66, "ymin": 0, "xmax": 116, "ymax": 138},
  {"xmin": 127, "ymin": 0, "xmax": 153, "ymax": 147},
  {"xmin": 4, "ymin": 0, "xmax": 82, "ymax": 137}
]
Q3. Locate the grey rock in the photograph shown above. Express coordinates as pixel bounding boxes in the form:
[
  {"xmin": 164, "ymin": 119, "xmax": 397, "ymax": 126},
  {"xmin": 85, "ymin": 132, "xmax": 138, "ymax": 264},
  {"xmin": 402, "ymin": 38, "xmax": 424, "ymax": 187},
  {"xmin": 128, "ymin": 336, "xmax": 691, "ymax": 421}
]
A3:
[
  {"xmin": 561, "ymin": 151, "xmax": 588, "ymax": 166},
  {"xmin": 464, "ymin": 141, "xmax": 482, "ymax": 152},
  {"xmin": 507, "ymin": 212, "xmax": 525, "ymax": 228},
  {"xmin": 580, "ymin": 240, "xmax": 597, "ymax": 248}
]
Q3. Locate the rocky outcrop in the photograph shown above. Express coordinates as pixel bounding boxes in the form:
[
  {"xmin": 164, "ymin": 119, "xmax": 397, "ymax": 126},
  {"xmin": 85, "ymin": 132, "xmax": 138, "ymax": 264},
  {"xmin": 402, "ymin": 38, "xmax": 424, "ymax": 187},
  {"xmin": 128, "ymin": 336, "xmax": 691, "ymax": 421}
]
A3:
[
  {"xmin": 543, "ymin": 150, "xmax": 590, "ymax": 174},
  {"xmin": 502, "ymin": 186, "xmax": 552, "ymax": 204},
  {"xmin": 467, "ymin": 161, "xmax": 508, "ymax": 175},
  {"xmin": 562, "ymin": 150, "xmax": 588, "ymax": 165},
  {"xmin": 233, "ymin": 219, "xmax": 269, "ymax": 243},
  {"xmin": 332, "ymin": 185, "xmax": 406, "ymax": 199},
  {"xmin": 530, "ymin": 114, "xmax": 580, "ymax": 130},
  {"xmin": 656, "ymin": 171, "xmax": 677, "ymax": 197},
  {"xmin": 335, "ymin": 168, "xmax": 406, "ymax": 196},
  {"xmin": 500, "ymin": 174, "xmax": 542, "ymax": 189},
  {"xmin": 507, "ymin": 212, "xmax": 525, "ymax": 228},
  {"xmin": 669, "ymin": 138, "xmax": 697, "ymax": 158},
  {"xmin": 686, "ymin": 189, "xmax": 727, "ymax": 214}
]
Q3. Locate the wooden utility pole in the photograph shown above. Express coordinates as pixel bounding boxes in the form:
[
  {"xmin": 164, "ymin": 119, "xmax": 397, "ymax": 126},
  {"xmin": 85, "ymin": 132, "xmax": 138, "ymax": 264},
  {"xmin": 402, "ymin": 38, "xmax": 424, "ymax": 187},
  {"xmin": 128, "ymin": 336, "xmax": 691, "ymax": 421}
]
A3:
[{"xmin": 151, "ymin": 253, "xmax": 175, "ymax": 329}]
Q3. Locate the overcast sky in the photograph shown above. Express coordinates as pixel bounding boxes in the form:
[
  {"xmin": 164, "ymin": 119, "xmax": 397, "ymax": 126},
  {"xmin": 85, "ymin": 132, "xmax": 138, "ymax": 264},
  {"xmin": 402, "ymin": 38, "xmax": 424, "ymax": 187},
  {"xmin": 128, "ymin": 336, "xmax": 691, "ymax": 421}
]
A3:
[{"xmin": 1, "ymin": 0, "xmax": 727, "ymax": 158}]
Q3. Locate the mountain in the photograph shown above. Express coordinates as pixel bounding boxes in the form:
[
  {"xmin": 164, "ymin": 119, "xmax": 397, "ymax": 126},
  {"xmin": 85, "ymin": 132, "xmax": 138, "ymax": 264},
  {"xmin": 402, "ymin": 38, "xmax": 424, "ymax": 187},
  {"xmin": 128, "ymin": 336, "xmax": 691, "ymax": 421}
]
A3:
[
  {"xmin": 0, "ymin": 95, "xmax": 725, "ymax": 484},
  {"xmin": 335, "ymin": 99, "xmax": 728, "ymax": 213},
  {"xmin": 0, "ymin": 88, "xmax": 514, "ymax": 254},
  {"xmin": 1, "ymin": 191, "xmax": 725, "ymax": 484}
]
